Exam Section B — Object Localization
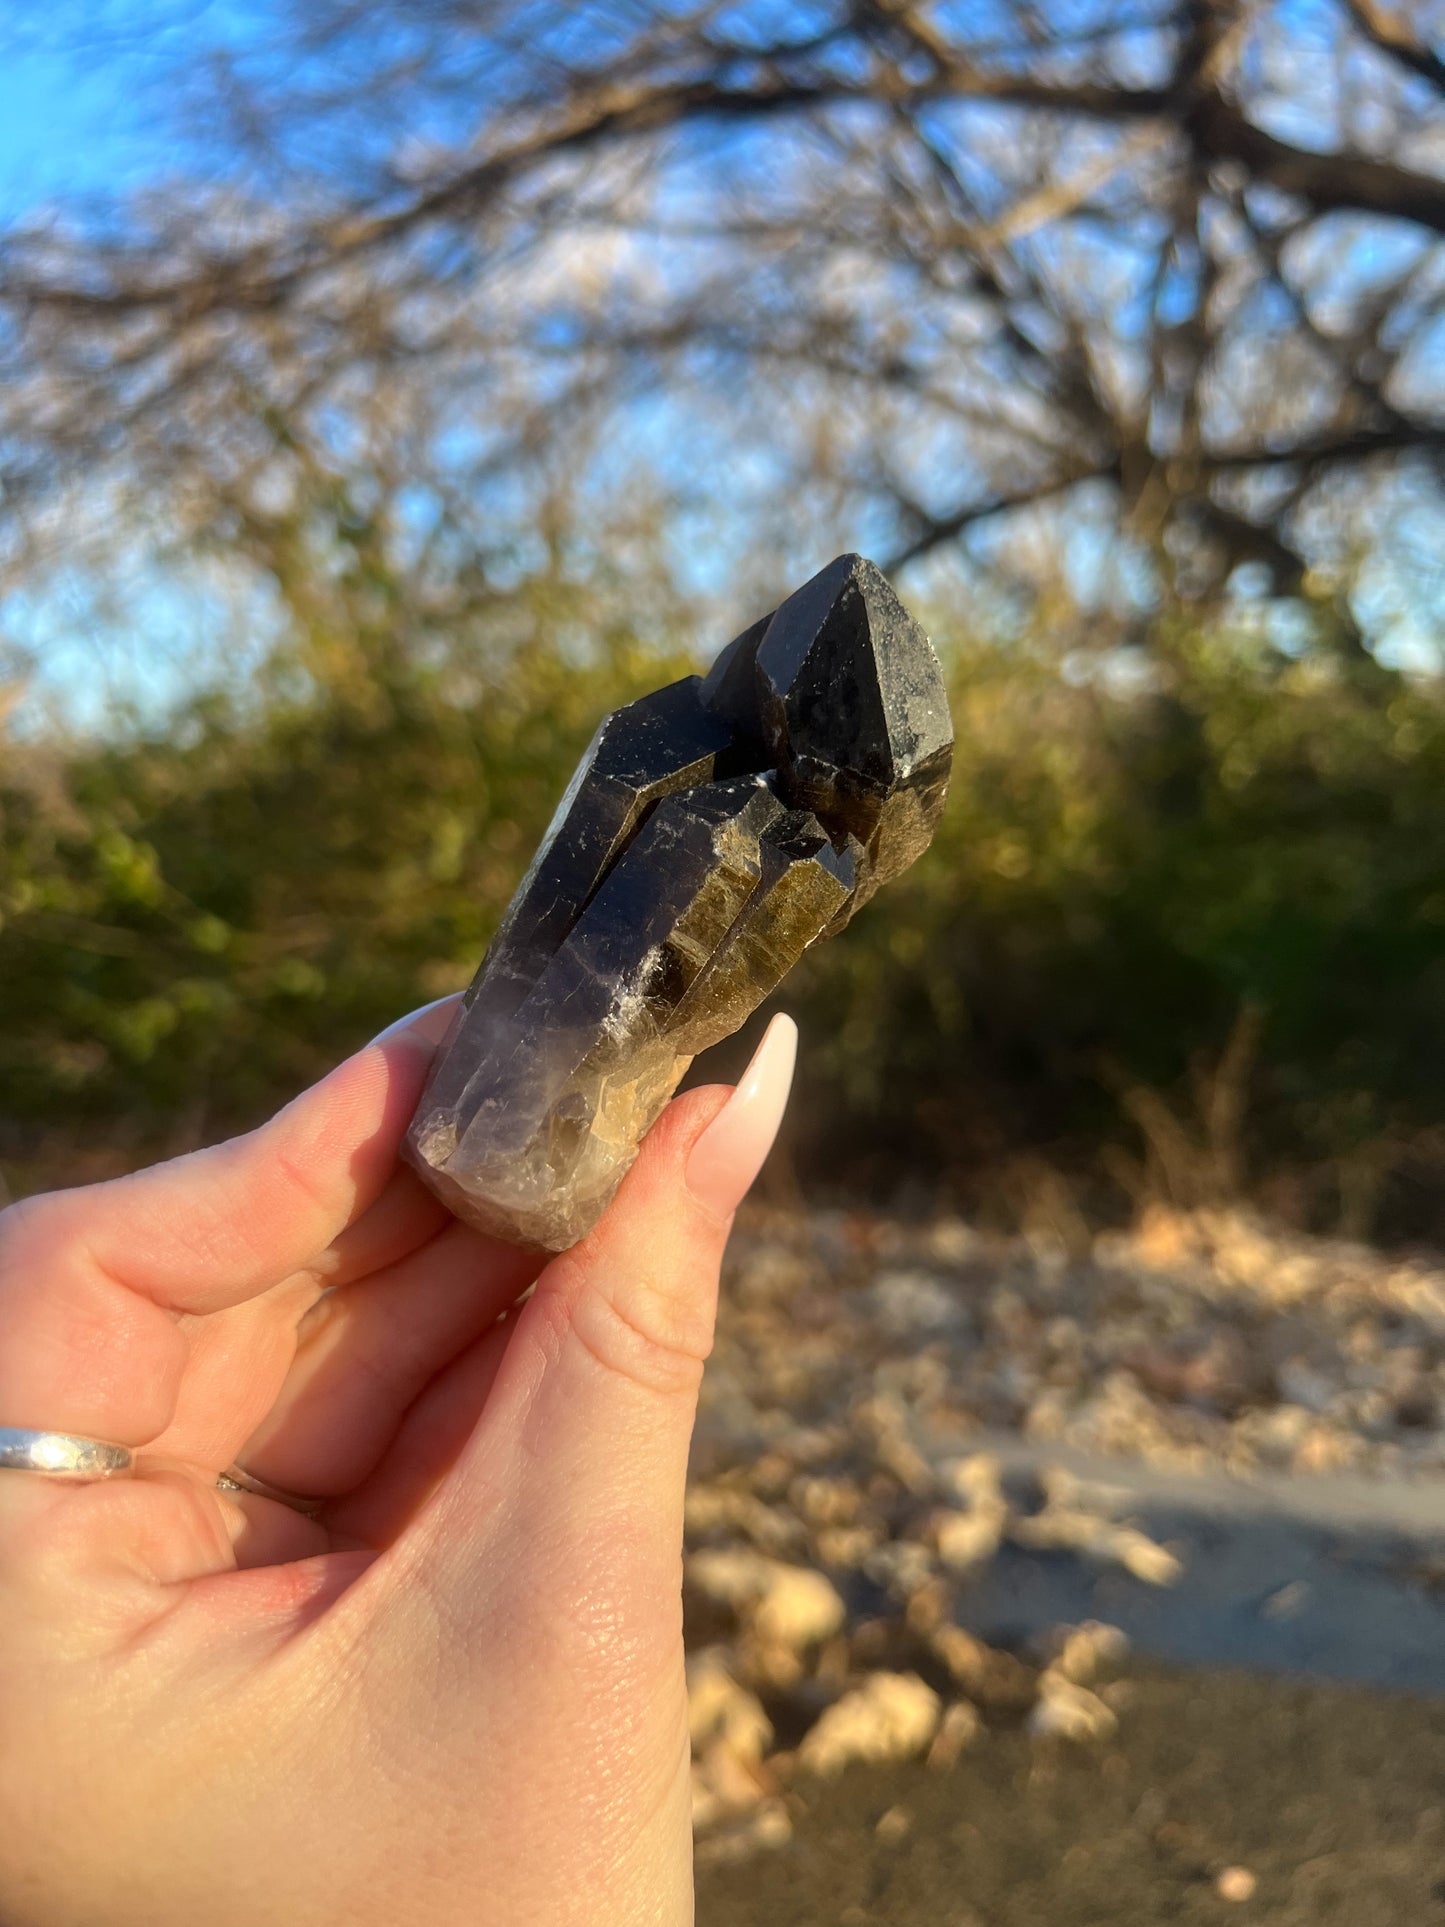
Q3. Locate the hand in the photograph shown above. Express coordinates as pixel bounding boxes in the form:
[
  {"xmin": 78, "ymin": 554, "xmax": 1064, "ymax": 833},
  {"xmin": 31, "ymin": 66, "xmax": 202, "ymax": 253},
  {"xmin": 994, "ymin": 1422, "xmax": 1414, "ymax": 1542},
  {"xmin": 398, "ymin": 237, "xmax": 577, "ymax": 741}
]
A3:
[{"xmin": 0, "ymin": 1002, "xmax": 797, "ymax": 1927}]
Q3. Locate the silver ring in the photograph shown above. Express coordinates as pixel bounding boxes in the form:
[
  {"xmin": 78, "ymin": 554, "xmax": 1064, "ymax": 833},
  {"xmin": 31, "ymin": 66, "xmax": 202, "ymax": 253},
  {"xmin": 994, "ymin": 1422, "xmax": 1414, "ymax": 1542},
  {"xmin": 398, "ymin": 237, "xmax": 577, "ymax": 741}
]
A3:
[
  {"xmin": 0, "ymin": 1427, "xmax": 134, "ymax": 1481},
  {"xmin": 217, "ymin": 1463, "xmax": 325, "ymax": 1518}
]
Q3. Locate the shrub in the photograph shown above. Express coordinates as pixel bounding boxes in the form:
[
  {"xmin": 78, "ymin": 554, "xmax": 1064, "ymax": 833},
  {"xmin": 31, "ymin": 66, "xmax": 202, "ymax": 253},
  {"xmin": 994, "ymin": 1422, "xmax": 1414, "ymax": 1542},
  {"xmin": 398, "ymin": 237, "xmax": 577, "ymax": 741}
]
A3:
[{"xmin": 4, "ymin": 608, "xmax": 1442, "ymax": 1239}]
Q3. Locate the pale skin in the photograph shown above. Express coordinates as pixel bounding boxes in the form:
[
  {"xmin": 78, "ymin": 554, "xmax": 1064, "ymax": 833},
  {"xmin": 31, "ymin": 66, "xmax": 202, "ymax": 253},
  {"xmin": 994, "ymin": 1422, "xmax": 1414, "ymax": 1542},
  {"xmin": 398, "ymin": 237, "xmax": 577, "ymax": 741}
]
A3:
[{"xmin": 0, "ymin": 1000, "xmax": 798, "ymax": 1927}]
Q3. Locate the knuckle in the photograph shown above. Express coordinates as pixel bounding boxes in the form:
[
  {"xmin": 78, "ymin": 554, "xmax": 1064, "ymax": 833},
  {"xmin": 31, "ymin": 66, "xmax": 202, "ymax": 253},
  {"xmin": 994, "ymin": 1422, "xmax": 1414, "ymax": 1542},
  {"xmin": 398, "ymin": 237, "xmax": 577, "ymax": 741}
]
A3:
[{"xmin": 549, "ymin": 1258, "xmax": 712, "ymax": 1399}]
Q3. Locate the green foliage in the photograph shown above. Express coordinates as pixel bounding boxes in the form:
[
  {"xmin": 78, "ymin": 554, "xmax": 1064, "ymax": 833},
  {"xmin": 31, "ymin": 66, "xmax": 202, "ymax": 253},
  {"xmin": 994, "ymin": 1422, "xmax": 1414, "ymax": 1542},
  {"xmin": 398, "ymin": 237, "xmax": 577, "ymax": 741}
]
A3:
[
  {"xmin": 0, "ymin": 628, "xmax": 694, "ymax": 1140},
  {"xmin": 791, "ymin": 619, "xmax": 1445, "ymax": 1233},
  {"xmin": 4, "ymin": 609, "xmax": 1443, "ymax": 1238}
]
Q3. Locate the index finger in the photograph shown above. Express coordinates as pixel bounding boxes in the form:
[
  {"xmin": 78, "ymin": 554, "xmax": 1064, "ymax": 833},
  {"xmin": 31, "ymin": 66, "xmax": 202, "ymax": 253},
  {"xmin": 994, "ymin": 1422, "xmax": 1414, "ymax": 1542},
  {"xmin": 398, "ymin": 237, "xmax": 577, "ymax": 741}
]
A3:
[{"xmin": 0, "ymin": 1001, "xmax": 458, "ymax": 1448}]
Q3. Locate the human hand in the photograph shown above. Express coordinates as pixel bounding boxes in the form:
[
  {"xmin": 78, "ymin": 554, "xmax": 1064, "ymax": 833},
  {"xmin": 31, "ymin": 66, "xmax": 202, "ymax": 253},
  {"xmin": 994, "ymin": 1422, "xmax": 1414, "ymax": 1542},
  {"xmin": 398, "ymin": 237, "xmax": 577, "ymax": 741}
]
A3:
[{"xmin": 0, "ymin": 1001, "xmax": 797, "ymax": 1927}]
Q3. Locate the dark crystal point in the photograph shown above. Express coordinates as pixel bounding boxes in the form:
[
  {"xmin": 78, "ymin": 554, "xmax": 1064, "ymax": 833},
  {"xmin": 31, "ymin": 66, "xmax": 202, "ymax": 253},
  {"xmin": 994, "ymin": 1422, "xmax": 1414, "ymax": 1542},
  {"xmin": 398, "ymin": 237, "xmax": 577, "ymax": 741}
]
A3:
[{"xmin": 405, "ymin": 554, "xmax": 954, "ymax": 1249}]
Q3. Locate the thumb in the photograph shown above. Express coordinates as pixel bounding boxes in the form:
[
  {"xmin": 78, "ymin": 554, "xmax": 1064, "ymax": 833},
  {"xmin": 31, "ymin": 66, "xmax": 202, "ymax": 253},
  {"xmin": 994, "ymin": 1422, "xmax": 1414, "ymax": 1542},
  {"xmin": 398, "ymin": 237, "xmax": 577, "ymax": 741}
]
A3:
[
  {"xmin": 422, "ymin": 1014, "xmax": 797, "ymax": 1621},
  {"xmin": 340, "ymin": 1021, "xmax": 797, "ymax": 1927},
  {"xmin": 542, "ymin": 1010, "xmax": 799, "ymax": 1410},
  {"xmin": 523, "ymin": 1010, "xmax": 796, "ymax": 1522}
]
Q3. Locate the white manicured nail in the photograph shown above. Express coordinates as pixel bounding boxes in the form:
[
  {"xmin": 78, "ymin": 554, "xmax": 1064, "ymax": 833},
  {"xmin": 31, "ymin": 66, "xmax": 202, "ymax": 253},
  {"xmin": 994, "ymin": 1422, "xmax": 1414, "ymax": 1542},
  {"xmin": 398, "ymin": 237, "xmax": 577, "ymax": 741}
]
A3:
[
  {"xmin": 369, "ymin": 993, "xmax": 463, "ymax": 1049},
  {"xmin": 685, "ymin": 1015, "xmax": 798, "ymax": 1221}
]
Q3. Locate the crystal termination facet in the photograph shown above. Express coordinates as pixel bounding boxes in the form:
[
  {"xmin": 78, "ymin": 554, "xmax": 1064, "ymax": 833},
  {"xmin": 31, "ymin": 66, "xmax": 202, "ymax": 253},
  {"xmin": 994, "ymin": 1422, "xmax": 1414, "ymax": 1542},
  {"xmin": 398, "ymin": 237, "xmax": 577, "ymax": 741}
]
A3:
[{"xmin": 404, "ymin": 554, "xmax": 954, "ymax": 1250}]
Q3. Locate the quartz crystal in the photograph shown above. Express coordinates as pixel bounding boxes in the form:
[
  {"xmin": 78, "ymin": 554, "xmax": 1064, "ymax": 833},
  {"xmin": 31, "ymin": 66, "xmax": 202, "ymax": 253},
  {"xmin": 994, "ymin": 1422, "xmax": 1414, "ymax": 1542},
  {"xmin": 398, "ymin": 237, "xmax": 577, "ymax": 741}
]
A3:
[{"xmin": 404, "ymin": 553, "xmax": 954, "ymax": 1249}]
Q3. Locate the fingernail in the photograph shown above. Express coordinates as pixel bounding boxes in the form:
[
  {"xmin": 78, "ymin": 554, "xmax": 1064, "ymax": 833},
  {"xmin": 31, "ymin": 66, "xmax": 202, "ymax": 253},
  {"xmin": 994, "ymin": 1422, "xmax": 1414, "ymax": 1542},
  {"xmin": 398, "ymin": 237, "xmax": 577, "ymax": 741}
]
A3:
[
  {"xmin": 369, "ymin": 993, "xmax": 464, "ymax": 1049},
  {"xmin": 685, "ymin": 1014, "xmax": 798, "ymax": 1221}
]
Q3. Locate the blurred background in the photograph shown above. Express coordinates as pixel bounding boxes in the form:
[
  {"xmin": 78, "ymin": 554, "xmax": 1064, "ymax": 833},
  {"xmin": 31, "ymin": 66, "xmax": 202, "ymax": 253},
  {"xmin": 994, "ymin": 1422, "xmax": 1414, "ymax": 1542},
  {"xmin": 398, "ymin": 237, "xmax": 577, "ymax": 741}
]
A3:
[{"xmin": 2, "ymin": 3, "xmax": 1444, "ymax": 1920}]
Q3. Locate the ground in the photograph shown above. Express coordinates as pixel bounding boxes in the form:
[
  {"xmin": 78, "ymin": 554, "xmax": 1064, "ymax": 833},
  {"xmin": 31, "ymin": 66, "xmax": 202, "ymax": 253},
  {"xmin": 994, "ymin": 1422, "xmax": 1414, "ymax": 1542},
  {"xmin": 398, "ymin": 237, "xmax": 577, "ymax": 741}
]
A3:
[
  {"xmin": 686, "ymin": 1202, "xmax": 1445, "ymax": 1919},
  {"xmin": 698, "ymin": 1662, "xmax": 1445, "ymax": 1926}
]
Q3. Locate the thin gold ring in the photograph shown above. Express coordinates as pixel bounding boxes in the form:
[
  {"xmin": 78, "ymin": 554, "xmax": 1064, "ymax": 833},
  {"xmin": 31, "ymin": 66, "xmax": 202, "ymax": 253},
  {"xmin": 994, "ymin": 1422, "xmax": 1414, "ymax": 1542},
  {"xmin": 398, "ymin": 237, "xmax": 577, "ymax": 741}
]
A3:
[{"xmin": 216, "ymin": 1462, "xmax": 326, "ymax": 1517}]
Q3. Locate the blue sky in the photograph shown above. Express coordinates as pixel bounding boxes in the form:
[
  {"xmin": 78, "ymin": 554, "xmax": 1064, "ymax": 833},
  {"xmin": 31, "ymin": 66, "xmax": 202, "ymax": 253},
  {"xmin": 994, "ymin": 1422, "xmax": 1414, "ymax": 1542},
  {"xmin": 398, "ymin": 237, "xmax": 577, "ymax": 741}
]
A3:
[
  {"xmin": 2, "ymin": 2, "xmax": 1441, "ymax": 727},
  {"xmin": 0, "ymin": 9, "xmax": 257, "ymax": 728},
  {"xmin": 0, "ymin": 2, "xmax": 279, "ymax": 211},
  {"xmin": 0, "ymin": 22, "xmax": 165, "ymax": 214},
  {"xmin": 2, "ymin": 28, "xmax": 153, "ymax": 725}
]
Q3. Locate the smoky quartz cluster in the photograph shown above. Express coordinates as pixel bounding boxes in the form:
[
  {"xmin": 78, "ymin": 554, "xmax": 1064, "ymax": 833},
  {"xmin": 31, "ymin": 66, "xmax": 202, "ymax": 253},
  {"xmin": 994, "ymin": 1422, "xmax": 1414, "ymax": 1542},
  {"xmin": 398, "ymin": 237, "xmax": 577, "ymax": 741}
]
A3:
[{"xmin": 404, "ymin": 554, "xmax": 954, "ymax": 1249}]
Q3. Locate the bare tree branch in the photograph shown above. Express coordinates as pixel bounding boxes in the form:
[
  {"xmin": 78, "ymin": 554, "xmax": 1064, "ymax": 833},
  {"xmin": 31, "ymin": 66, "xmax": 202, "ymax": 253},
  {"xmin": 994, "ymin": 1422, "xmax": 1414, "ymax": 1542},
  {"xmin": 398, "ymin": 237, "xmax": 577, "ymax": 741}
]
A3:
[
  {"xmin": 0, "ymin": 0, "xmax": 1440, "ymax": 656},
  {"xmin": 1186, "ymin": 93, "xmax": 1445, "ymax": 235},
  {"xmin": 1341, "ymin": 0, "xmax": 1445, "ymax": 95}
]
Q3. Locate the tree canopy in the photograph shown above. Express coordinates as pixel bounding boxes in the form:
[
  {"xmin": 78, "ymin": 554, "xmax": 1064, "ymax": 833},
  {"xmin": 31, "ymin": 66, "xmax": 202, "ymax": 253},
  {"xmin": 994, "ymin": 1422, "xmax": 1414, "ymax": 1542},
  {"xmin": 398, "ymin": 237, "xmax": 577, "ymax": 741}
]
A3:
[
  {"xmin": 1, "ymin": 3, "xmax": 1443, "ymax": 1238},
  {"xmin": 1, "ymin": 1, "xmax": 1442, "ymax": 666}
]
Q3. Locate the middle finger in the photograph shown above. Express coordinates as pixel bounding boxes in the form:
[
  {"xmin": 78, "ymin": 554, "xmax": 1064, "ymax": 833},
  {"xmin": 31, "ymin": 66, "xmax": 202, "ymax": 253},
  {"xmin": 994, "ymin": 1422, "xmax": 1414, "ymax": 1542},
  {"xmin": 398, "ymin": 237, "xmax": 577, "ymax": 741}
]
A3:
[
  {"xmin": 139, "ymin": 1161, "xmax": 458, "ymax": 1470},
  {"xmin": 230, "ymin": 1219, "xmax": 542, "ymax": 1498}
]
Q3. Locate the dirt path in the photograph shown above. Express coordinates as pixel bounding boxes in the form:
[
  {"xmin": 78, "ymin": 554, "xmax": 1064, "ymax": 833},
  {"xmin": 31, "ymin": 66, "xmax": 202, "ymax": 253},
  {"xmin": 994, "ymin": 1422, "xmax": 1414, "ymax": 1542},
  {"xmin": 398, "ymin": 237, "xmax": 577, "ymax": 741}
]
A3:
[
  {"xmin": 698, "ymin": 1662, "xmax": 1445, "ymax": 1926},
  {"xmin": 920, "ymin": 1430, "xmax": 1445, "ymax": 1693}
]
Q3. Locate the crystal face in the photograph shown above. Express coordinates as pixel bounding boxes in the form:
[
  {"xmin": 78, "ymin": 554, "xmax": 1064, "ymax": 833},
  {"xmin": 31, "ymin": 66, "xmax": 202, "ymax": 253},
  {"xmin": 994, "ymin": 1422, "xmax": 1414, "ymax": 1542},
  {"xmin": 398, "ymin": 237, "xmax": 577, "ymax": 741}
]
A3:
[{"xmin": 404, "ymin": 554, "xmax": 955, "ymax": 1250}]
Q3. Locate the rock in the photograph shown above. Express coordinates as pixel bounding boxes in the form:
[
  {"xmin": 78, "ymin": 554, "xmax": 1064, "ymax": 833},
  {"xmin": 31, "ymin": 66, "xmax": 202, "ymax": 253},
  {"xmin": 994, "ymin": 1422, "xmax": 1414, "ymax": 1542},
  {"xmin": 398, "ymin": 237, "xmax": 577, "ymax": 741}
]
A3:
[
  {"xmin": 1259, "ymin": 1580, "xmax": 1311, "ymax": 1622},
  {"xmin": 870, "ymin": 1269, "xmax": 962, "ymax": 1336},
  {"xmin": 1101, "ymin": 1524, "xmax": 1185, "ymax": 1587},
  {"xmin": 1215, "ymin": 1866, "xmax": 1258, "ymax": 1903},
  {"xmin": 926, "ymin": 1701, "xmax": 984, "ymax": 1769},
  {"xmin": 687, "ymin": 1651, "xmax": 776, "ymax": 1827},
  {"xmin": 405, "ymin": 554, "xmax": 953, "ymax": 1249},
  {"xmin": 930, "ymin": 1505, "xmax": 1006, "ymax": 1572},
  {"xmin": 927, "ymin": 1453, "xmax": 1009, "ymax": 1571},
  {"xmin": 874, "ymin": 1805, "xmax": 912, "ymax": 1845},
  {"xmin": 798, "ymin": 1672, "xmax": 942, "ymax": 1776},
  {"xmin": 855, "ymin": 1392, "xmax": 938, "ymax": 1492},
  {"xmin": 864, "ymin": 1539, "xmax": 936, "ymax": 1599},
  {"xmin": 687, "ymin": 1548, "xmax": 847, "ymax": 1652},
  {"xmin": 1040, "ymin": 1621, "xmax": 1130, "ymax": 1685},
  {"xmin": 687, "ymin": 1545, "xmax": 775, "ymax": 1611},
  {"xmin": 753, "ymin": 1563, "xmax": 849, "ymax": 1650},
  {"xmin": 926, "ymin": 1622, "xmax": 988, "ymax": 1685},
  {"xmin": 733, "ymin": 1249, "xmax": 815, "ymax": 1307},
  {"xmin": 687, "ymin": 1650, "xmax": 773, "ymax": 1765},
  {"xmin": 814, "ymin": 1524, "xmax": 883, "ymax": 1568},
  {"xmin": 1035, "ymin": 1465, "xmax": 1131, "ymax": 1519},
  {"xmin": 1012, "ymin": 1498, "xmax": 1183, "ymax": 1586},
  {"xmin": 790, "ymin": 1473, "xmax": 865, "ymax": 1526},
  {"xmin": 903, "ymin": 1577, "xmax": 951, "ymax": 1636},
  {"xmin": 690, "ymin": 1764, "xmax": 725, "ymax": 1832},
  {"xmin": 1028, "ymin": 1670, "xmax": 1119, "ymax": 1743},
  {"xmin": 684, "ymin": 1482, "xmax": 802, "ymax": 1555},
  {"xmin": 686, "ymin": 1199, "xmax": 1445, "ymax": 1851},
  {"xmin": 928, "ymin": 1625, "xmax": 1038, "ymax": 1711},
  {"xmin": 693, "ymin": 1799, "xmax": 793, "ymax": 1865},
  {"xmin": 693, "ymin": 1740, "xmax": 768, "ymax": 1818},
  {"xmin": 1124, "ymin": 1329, "xmax": 1269, "ymax": 1417},
  {"xmin": 944, "ymin": 1453, "xmax": 1006, "ymax": 1509}
]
